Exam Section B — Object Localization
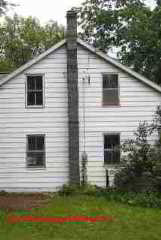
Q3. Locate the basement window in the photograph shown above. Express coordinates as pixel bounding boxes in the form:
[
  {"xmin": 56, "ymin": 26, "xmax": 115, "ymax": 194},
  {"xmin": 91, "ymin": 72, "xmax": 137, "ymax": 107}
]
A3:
[
  {"xmin": 26, "ymin": 75, "xmax": 43, "ymax": 107},
  {"xmin": 104, "ymin": 134, "xmax": 120, "ymax": 164},
  {"xmin": 103, "ymin": 74, "xmax": 119, "ymax": 106},
  {"xmin": 26, "ymin": 135, "xmax": 45, "ymax": 168}
]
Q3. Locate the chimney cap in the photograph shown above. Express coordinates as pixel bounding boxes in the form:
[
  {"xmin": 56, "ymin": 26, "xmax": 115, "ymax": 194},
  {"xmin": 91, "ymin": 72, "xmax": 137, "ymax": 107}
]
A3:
[{"xmin": 67, "ymin": 7, "xmax": 81, "ymax": 15}]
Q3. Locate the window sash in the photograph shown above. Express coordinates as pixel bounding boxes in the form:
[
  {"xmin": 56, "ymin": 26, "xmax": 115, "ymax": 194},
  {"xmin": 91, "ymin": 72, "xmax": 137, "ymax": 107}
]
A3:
[
  {"xmin": 27, "ymin": 76, "xmax": 43, "ymax": 91},
  {"xmin": 103, "ymin": 88, "xmax": 119, "ymax": 106},
  {"xmin": 26, "ymin": 76, "xmax": 43, "ymax": 106},
  {"xmin": 104, "ymin": 134, "xmax": 120, "ymax": 164},
  {"xmin": 103, "ymin": 74, "xmax": 119, "ymax": 106},
  {"xmin": 27, "ymin": 135, "xmax": 45, "ymax": 168},
  {"xmin": 27, "ymin": 151, "xmax": 45, "ymax": 167},
  {"xmin": 27, "ymin": 90, "xmax": 43, "ymax": 93},
  {"xmin": 103, "ymin": 74, "xmax": 118, "ymax": 88},
  {"xmin": 104, "ymin": 149, "xmax": 120, "ymax": 164},
  {"xmin": 27, "ymin": 91, "xmax": 43, "ymax": 106}
]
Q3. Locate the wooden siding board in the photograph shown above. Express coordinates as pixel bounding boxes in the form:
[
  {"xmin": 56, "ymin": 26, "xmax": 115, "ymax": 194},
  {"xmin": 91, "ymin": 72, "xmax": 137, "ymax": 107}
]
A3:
[
  {"xmin": 0, "ymin": 43, "xmax": 161, "ymax": 191},
  {"xmin": 78, "ymin": 44, "xmax": 161, "ymax": 187},
  {"xmin": 0, "ymin": 46, "xmax": 69, "ymax": 192}
]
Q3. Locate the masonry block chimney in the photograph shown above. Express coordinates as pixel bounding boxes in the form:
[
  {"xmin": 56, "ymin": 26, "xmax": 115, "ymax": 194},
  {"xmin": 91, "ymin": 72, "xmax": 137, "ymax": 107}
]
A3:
[{"xmin": 66, "ymin": 10, "xmax": 80, "ymax": 184}]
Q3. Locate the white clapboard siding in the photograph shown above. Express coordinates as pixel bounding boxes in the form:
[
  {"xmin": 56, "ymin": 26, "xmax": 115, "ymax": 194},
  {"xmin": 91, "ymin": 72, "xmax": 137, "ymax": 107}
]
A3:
[
  {"xmin": 0, "ymin": 46, "xmax": 69, "ymax": 192},
  {"xmin": 78, "ymin": 44, "xmax": 161, "ymax": 187},
  {"xmin": 0, "ymin": 42, "xmax": 161, "ymax": 192}
]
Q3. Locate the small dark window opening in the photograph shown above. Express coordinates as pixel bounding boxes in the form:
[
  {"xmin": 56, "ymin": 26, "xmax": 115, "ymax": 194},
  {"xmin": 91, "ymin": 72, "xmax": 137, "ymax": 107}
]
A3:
[
  {"xmin": 103, "ymin": 74, "xmax": 119, "ymax": 106},
  {"xmin": 27, "ymin": 135, "xmax": 45, "ymax": 168},
  {"xmin": 27, "ymin": 75, "xmax": 43, "ymax": 106},
  {"xmin": 104, "ymin": 134, "xmax": 120, "ymax": 164}
]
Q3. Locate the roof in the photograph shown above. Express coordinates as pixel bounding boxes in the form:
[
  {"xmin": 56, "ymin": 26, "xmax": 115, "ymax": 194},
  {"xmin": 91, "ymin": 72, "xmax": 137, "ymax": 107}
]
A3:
[{"xmin": 0, "ymin": 38, "xmax": 161, "ymax": 94}]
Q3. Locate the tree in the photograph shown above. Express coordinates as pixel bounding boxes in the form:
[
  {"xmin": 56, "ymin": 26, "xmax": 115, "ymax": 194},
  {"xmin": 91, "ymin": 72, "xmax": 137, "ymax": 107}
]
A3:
[
  {"xmin": 0, "ymin": 0, "xmax": 8, "ymax": 15},
  {"xmin": 0, "ymin": 0, "xmax": 15, "ymax": 16},
  {"xmin": 80, "ymin": 0, "xmax": 161, "ymax": 84},
  {"xmin": 0, "ymin": 15, "xmax": 65, "ymax": 72}
]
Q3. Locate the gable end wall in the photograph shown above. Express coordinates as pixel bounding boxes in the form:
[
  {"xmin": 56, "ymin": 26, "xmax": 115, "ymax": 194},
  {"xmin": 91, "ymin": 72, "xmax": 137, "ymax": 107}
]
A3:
[
  {"xmin": 0, "ymin": 43, "xmax": 160, "ymax": 191},
  {"xmin": 78, "ymin": 44, "xmax": 161, "ymax": 187}
]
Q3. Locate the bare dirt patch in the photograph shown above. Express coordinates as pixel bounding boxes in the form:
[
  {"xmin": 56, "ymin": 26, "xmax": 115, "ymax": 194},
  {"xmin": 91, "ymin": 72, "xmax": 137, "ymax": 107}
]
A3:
[{"xmin": 0, "ymin": 193, "xmax": 50, "ymax": 211}]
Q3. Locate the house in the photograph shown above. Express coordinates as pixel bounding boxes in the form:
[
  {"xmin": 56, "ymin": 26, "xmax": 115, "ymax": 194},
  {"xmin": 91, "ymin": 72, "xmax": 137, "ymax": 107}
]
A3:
[{"xmin": 0, "ymin": 10, "xmax": 161, "ymax": 192}]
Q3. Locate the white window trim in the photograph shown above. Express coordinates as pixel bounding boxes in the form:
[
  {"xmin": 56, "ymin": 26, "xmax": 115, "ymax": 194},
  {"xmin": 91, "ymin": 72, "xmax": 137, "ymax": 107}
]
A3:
[
  {"xmin": 103, "ymin": 132, "xmax": 121, "ymax": 167},
  {"xmin": 25, "ymin": 73, "xmax": 45, "ymax": 108},
  {"xmin": 102, "ymin": 73, "xmax": 120, "ymax": 107},
  {"xmin": 26, "ymin": 134, "xmax": 46, "ymax": 169}
]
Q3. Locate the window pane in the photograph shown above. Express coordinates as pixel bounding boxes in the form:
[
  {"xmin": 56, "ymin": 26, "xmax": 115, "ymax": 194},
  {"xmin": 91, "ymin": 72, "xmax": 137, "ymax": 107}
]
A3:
[
  {"xmin": 36, "ymin": 76, "xmax": 43, "ymax": 90},
  {"xmin": 37, "ymin": 136, "xmax": 44, "ymax": 150},
  {"xmin": 27, "ymin": 135, "xmax": 45, "ymax": 168},
  {"xmin": 27, "ymin": 152, "xmax": 45, "ymax": 167},
  {"xmin": 28, "ymin": 136, "xmax": 36, "ymax": 150},
  {"xmin": 104, "ymin": 150, "xmax": 120, "ymax": 164},
  {"xmin": 27, "ymin": 75, "xmax": 43, "ymax": 106},
  {"xmin": 27, "ymin": 76, "xmax": 35, "ymax": 90},
  {"xmin": 104, "ymin": 135, "xmax": 120, "ymax": 149},
  {"xmin": 36, "ymin": 92, "xmax": 43, "ymax": 105},
  {"xmin": 103, "ymin": 89, "xmax": 119, "ymax": 105},
  {"xmin": 27, "ymin": 92, "xmax": 35, "ymax": 105},
  {"xmin": 28, "ymin": 135, "xmax": 45, "ymax": 151},
  {"xmin": 103, "ymin": 74, "xmax": 118, "ymax": 88},
  {"xmin": 104, "ymin": 150, "xmax": 113, "ymax": 164},
  {"xmin": 104, "ymin": 134, "xmax": 120, "ymax": 164}
]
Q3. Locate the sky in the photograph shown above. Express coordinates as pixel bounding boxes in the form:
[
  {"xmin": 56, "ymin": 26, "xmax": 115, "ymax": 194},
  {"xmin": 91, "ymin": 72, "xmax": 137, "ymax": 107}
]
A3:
[
  {"xmin": 8, "ymin": 0, "xmax": 156, "ymax": 26},
  {"xmin": 9, "ymin": 0, "xmax": 84, "ymax": 25},
  {"xmin": 7, "ymin": 0, "xmax": 156, "ymax": 57}
]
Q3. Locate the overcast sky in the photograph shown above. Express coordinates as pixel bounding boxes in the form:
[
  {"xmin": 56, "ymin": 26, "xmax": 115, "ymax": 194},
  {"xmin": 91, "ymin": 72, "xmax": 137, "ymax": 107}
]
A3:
[
  {"xmin": 9, "ymin": 0, "xmax": 156, "ymax": 26},
  {"xmin": 9, "ymin": 0, "xmax": 84, "ymax": 25}
]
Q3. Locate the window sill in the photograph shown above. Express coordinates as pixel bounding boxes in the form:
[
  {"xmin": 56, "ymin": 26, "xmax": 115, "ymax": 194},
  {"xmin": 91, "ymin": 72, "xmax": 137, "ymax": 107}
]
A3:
[
  {"xmin": 26, "ymin": 105, "xmax": 44, "ymax": 109},
  {"xmin": 102, "ymin": 104, "xmax": 121, "ymax": 108},
  {"xmin": 104, "ymin": 164, "xmax": 121, "ymax": 169},
  {"xmin": 26, "ymin": 167, "xmax": 46, "ymax": 170}
]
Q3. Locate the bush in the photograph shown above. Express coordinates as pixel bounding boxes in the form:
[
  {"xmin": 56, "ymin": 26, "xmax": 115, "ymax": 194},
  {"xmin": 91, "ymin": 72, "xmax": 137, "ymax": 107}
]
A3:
[
  {"xmin": 58, "ymin": 184, "xmax": 161, "ymax": 209},
  {"xmin": 114, "ymin": 107, "xmax": 161, "ymax": 193},
  {"xmin": 58, "ymin": 184, "xmax": 100, "ymax": 196},
  {"xmin": 102, "ymin": 189, "xmax": 161, "ymax": 208},
  {"xmin": 115, "ymin": 168, "xmax": 159, "ymax": 192}
]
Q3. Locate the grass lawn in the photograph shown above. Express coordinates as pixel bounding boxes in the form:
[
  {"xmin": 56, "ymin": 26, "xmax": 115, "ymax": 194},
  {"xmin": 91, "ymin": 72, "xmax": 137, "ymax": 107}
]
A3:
[{"xmin": 0, "ymin": 195, "xmax": 161, "ymax": 240}]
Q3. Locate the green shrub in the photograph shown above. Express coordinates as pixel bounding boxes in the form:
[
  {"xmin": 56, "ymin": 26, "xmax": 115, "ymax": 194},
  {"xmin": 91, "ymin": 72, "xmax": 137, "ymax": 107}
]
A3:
[
  {"xmin": 58, "ymin": 184, "xmax": 161, "ymax": 209},
  {"xmin": 102, "ymin": 189, "xmax": 161, "ymax": 208},
  {"xmin": 58, "ymin": 184, "xmax": 99, "ymax": 196},
  {"xmin": 114, "ymin": 109, "xmax": 161, "ymax": 193},
  {"xmin": 0, "ymin": 190, "xmax": 8, "ymax": 196},
  {"xmin": 115, "ymin": 167, "xmax": 160, "ymax": 193}
]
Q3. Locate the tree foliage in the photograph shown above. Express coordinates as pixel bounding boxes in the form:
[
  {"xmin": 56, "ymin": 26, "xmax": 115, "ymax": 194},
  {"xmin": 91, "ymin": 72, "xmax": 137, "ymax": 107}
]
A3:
[
  {"xmin": 114, "ymin": 106, "xmax": 161, "ymax": 192},
  {"xmin": 0, "ymin": 0, "xmax": 15, "ymax": 16},
  {"xmin": 80, "ymin": 0, "xmax": 161, "ymax": 84},
  {"xmin": 0, "ymin": 0, "xmax": 8, "ymax": 15},
  {"xmin": 0, "ymin": 15, "xmax": 65, "ymax": 72}
]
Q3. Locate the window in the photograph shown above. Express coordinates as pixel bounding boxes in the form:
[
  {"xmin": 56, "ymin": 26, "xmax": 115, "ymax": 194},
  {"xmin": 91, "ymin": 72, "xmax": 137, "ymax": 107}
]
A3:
[
  {"xmin": 103, "ymin": 74, "xmax": 119, "ymax": 106},
  {"xmin": 26, "ymin": 75, "xmax": 43, "ymax": 106},
  {"xmin": 104, "ymin": 134, "xmax": 120, "ymax": 164},
  {"xmin": 26, "ymin": 135, "xmax": 45, "ymax": 168}
]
